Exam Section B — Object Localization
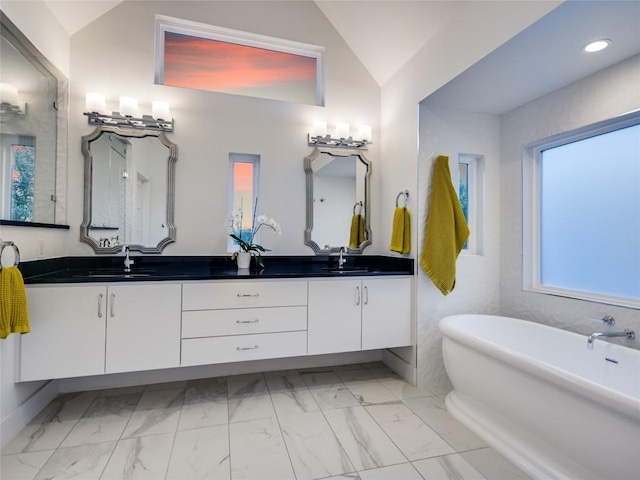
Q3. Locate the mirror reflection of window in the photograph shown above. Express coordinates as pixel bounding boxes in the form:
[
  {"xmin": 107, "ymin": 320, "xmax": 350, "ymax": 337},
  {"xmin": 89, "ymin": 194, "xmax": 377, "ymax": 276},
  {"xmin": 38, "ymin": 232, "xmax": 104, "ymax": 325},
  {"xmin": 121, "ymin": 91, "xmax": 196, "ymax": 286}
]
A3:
[
  {"xmin": 0, "ymin": 22, "xmax": 59, "ymax": 224},
  {"xmin": 1, "ymin": 135, "xmax": 35, "ymax": 221}
]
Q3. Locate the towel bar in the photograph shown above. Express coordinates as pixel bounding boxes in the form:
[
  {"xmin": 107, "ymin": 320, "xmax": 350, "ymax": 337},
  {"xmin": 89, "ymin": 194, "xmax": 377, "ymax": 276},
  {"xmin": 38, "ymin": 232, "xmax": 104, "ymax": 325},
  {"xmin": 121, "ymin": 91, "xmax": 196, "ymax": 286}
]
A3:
[
  {"xmin": 396, "ymin": 190, "xmax": 409, "ymax": 208},
  {"xmin": 0, "ymin": 240, "xmax": 20, "ymax": 270}
]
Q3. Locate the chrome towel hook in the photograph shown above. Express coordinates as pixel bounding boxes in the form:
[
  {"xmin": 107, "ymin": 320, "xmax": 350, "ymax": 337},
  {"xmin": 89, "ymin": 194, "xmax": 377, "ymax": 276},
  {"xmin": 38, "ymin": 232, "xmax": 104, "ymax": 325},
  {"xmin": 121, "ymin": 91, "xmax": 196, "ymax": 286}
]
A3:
[
  {"xmin": 0, "ymin": 240, "xmax": 20, "ymax": 271},
  {"xmin": 396, "ymin": 190, "xmax": 409, "ymax": 208},
  {"xmin": 353, "ymin": 201, "xmax": 363, "ymax": 215}
]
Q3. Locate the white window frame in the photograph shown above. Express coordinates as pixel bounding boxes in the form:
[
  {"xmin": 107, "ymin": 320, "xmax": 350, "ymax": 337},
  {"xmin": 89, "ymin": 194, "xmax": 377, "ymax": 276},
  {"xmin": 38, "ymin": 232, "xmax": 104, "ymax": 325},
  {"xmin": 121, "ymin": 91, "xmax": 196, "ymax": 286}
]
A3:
[
  {"xmin": 457, "ymin": 153, "xmax": 484, "ymax": 255},
  {"xmin": 154, "ymin": 15, "xmax": 325, "ymax": 106},
  {"xmin": 227, "ymin": 153, "xmax": 260, "ymax": 253},
  {"xmin": 523, "ymin": 110, "xmax": 640, "ymax": 309}
]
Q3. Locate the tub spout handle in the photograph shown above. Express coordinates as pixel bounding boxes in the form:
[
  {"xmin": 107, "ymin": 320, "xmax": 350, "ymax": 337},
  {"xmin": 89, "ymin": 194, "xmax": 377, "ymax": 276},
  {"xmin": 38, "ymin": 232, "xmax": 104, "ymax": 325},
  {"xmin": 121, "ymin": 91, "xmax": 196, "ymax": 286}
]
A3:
[
  {"xmin": 587, "ymin": 329, "xmax": 635, "ymax": 349},
  {"xmin": 601, "ymin": 315, "xmax": 615, "ymax": 326}
]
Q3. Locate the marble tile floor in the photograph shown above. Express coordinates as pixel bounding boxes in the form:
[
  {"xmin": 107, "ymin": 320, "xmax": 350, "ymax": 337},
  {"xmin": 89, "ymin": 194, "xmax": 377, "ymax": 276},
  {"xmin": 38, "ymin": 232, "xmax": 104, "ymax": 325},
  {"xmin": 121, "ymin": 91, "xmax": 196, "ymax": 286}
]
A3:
[{"xmin": 1, "ymin": 362, "xmax": 531, "ymax": 480}]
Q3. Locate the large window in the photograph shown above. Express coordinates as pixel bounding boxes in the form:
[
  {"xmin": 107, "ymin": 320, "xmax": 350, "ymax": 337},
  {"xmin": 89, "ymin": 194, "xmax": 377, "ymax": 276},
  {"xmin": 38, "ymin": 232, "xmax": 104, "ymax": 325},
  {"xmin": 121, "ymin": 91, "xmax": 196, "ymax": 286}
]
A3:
[
  {"xmin": 227, "ymin": 153, "xmax": 260, "ymax": 252},
  {"xmin": 524, "ymin": 111, "xmax": 640, "ymax": 308},
  {"xmin": 155, "ymin": 15, "xmax": 325, "ymax": 105}
]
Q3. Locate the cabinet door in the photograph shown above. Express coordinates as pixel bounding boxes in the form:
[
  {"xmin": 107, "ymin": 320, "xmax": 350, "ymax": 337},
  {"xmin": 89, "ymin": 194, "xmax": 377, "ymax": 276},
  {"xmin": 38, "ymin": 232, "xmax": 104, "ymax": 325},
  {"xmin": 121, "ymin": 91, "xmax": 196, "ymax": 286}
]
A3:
[
  {"xmin": 362, "ymin": 277, "xmax": 411, "ymax": 350},
  {"xmin": 20, "ymin": 286, "xmax": 106, "ymax": 381},
  {"xmin": 105, "ymin": 283, "xmax": 181, "ymax": 374},
  {"xmin": 308, "ymin": 279, "xmax": 361, "ymax": 355}
]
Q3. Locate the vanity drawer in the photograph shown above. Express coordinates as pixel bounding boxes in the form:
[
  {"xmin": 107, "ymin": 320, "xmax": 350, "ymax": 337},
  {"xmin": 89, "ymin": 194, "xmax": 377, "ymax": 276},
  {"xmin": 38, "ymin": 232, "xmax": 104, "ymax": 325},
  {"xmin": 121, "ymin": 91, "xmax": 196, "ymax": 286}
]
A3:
[
  {"xmin": 181, "ymin": 331, "xmax": 307, "ymax": 366},
  {"xmin": 182, "ymin": 281, "xmax": 307, "ymax": 310},
  {"xmin": 182, "ymin": 306, "xmax": 307, "ymax": 338}
]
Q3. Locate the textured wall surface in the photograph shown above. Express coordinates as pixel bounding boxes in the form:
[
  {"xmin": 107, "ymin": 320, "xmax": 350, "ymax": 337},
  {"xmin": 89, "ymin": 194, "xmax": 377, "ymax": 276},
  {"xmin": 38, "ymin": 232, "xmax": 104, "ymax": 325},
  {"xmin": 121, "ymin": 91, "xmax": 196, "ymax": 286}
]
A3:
[
  {"xmin": 415, "ymin": 55, "xmax": 640, "ymax": 389},
  {"xmin": 416, "ymin": 105, "xmax": 502, "ymax": 387},
  {"xmin": 500, "ymin": 54, "xmax": 640, "ymax": 348}
]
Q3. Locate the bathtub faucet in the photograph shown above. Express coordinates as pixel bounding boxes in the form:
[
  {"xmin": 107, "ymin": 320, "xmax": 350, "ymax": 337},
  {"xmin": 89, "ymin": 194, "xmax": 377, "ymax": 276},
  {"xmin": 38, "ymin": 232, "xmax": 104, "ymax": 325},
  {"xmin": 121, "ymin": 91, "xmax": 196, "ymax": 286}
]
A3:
[{"xmin": 587, "ymin": 329, "xmax": 635, "ymax": 349}]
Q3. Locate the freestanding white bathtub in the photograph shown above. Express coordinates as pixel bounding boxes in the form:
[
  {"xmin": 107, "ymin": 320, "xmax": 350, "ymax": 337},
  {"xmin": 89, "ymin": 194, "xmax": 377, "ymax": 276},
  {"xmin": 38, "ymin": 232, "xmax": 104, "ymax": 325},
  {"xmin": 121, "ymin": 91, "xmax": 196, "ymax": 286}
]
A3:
[{"xmin": 439, "ymin": 314, "xmax": 640, "ymax": 480}]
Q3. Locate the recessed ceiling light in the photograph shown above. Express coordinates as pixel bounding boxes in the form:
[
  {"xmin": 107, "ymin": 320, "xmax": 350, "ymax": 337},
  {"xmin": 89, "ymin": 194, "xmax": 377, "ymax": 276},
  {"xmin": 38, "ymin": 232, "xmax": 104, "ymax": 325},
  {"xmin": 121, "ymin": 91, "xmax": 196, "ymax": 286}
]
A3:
[{"xmin": 583, "ymin": 39, "xmax": 611, "ymax": 53}]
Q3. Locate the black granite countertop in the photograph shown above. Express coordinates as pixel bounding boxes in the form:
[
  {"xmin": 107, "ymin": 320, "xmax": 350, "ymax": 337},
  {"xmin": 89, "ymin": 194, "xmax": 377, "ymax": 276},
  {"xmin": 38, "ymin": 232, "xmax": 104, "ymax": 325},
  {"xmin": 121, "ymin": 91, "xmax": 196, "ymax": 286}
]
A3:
[{"xmin": 20, "ymin": 255, "xmax": 414, "ymax": 284}]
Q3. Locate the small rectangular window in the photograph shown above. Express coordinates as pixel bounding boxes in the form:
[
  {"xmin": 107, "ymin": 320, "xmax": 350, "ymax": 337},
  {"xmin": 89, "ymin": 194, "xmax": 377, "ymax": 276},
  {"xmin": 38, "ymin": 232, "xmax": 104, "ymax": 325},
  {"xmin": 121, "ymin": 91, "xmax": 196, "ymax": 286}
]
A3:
[
  {"xmin": 458, "ymin": 154, "xmax": 484, "ymax": 254},
  {"xmin": 10, "ymin": 143, "xmax": 35, "ymax": 221},
  {"xmin": 228, "ymin": 153, "xmax": 260, "ymax": 252},
  {"xmin": 155, "ymin": 15, "xmax": 325, "ymax": 106},
  {"xmin": 1, "ymin": 135, "xmax": 36, "ymax": 222},
  {"xmin": 524, "ymin": 111, "xmax": 640, "ymax": 307}
]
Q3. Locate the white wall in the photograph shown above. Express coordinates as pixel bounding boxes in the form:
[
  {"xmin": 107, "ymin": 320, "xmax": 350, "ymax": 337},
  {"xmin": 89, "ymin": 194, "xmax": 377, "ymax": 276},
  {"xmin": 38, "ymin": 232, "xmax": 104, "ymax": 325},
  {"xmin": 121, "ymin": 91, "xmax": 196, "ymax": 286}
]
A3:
[
  {"xmin": 416, "ymin": 105, "xmax": 502, "ymax": 386},
  {"xmin": 379, "ymin": 1, "xmax": 560, "ymax": 380},
  {"xmin": 66, "ymin": 0, "xmax": 381, "ymax": 257},
  {"xmin": 0, "ymin": 0, "xmax": 70, "ymax": 448},
  {"xmin": 0, "ymin": 0, "xmax": 70, "ymax": 77},
  {"xmin": 500, "ymin": 54, "xmax": 640, "ymax": 344}
]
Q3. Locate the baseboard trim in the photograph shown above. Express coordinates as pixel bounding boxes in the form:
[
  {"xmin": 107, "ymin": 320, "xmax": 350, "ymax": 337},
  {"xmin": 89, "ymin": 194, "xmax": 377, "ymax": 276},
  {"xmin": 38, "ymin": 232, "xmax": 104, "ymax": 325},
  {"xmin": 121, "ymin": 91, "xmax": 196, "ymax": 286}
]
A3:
[
  {"xmin": 382, "ymin": 349, "xmax": 417, "ymax": 384},
  {"xmin": 1, "ymin": 380, "xmax": 59, "ymax": 449},
  {"xmin": 59, "ymin": 351, "xmax": 382, "ymax": 393}
]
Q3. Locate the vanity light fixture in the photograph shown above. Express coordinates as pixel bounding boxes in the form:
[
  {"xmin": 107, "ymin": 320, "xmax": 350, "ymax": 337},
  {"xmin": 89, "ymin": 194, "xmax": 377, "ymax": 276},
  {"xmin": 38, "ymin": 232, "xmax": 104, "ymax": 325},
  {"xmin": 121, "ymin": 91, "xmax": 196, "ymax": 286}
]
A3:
[
  {"xmin": 308, "ymin": 121, "xmax": 372, "ymax": 149},
  {"xmin": 583, "ymin": 39, "xmax": 611, "ymax": 53},
  {"xmin": 83, "ymin": 93, "xmax": 174, "ymax": 132},
  {"xmin": 0, "ymin": 82, "xmax": 27, "ymax": 120}
]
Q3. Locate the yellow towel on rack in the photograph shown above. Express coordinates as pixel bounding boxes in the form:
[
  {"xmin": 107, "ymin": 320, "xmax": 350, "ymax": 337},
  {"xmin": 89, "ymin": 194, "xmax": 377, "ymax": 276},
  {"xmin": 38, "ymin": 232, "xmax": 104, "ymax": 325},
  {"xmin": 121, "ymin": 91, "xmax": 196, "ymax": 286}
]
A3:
[
  {"xmin": 420, "ymin": 156, "xmax": 469, "ymax": 295},
  {"xmin": 349, "ymin": 214, "xmax": 366, "ymax": 248},
  {"xmin": 389, "ymin": 207, "xmax": 411, "ymax": 254},
  {"xmin": 0, "ymin": 267, "xmax": 30, "ymax": 339}
]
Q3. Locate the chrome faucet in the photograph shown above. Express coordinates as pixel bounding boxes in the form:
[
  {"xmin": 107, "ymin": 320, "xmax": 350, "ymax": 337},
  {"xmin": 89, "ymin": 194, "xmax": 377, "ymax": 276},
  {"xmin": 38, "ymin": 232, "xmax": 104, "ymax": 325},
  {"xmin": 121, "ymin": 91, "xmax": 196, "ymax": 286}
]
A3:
[
  {"xmin": 587, "ymin": 329, "xmax": 635, "ymax": 349},
  {"xmin": 122, "ymin": 245, "xmax": 134, "ymax": 272},
  {"xmin": 338, "ymin": 247, "xmax": 347, "ymax": 269}
]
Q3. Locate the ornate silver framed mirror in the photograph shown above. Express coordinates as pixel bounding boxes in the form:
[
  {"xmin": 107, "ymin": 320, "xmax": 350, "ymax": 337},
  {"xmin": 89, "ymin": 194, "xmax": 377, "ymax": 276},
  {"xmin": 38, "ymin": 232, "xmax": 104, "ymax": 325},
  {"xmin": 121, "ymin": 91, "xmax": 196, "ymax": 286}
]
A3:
[
  {"xmin": 80, "ymin": 126, "xmax": 177, "ymax": 253},
  {"xmin": 305, "ymin": 147, "xmax": 371, "ymax": 254}
]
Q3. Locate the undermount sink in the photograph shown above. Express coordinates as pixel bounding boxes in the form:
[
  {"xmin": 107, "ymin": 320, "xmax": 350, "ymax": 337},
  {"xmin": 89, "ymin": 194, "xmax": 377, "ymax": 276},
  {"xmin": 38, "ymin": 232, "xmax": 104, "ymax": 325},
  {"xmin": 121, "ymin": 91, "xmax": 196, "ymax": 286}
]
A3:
[
  {"xmin": 322, "ymin": 267, "xmax": 380, "ymax": 274},
  {"xmin": 74, "ymin": 269, "xmax": 155, "ymax": 278}
]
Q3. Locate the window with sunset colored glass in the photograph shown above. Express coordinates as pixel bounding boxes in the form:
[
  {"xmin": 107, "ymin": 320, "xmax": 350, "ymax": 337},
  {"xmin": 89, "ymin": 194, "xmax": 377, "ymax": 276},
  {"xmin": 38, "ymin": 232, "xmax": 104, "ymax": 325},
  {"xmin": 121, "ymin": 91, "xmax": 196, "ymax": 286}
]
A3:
[
  {"xmin": 228, "ymin": 153, "xmax": 260, "ymax": 252},
  {"xmin": 155, "ymin": 16, "xmax": 325, "ymax": 105}
]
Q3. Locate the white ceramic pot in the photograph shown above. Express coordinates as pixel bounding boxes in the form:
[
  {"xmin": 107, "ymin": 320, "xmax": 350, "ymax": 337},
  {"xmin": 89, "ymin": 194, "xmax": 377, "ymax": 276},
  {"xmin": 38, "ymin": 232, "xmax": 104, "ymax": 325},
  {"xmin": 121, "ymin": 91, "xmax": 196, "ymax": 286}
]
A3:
[{"xmin": 236, "ymin": 252, "xmax": 251, "ymax": 269}]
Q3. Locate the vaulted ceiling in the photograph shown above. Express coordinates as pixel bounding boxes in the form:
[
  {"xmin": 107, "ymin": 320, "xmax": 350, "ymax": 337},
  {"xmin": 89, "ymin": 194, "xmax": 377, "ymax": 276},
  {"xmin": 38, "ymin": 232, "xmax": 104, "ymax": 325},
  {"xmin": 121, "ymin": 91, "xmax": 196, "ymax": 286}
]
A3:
[
  {"xmin": 41, "ymin": 1, "xmax": 485, "ymax": 86},
  {"xmin": 42, "ymin": 1, "xmax": 640, "ymax": 113}
]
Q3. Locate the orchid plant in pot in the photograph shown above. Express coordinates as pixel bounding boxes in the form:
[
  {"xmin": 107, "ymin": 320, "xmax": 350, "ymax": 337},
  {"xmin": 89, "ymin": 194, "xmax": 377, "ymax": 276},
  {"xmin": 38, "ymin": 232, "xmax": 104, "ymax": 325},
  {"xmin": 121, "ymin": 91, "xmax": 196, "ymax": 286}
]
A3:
[{"xmin": 228, "ymin": 199, "xmax": 281, "ymax": 268}]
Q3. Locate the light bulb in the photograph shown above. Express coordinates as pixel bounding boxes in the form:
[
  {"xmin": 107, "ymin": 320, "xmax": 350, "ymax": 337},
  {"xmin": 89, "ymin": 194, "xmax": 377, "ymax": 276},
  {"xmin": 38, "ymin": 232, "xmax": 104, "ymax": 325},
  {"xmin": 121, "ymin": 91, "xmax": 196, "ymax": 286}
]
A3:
[{"xmin": 119, "ymin": 96, "xmax": 138, "ymax": 117}]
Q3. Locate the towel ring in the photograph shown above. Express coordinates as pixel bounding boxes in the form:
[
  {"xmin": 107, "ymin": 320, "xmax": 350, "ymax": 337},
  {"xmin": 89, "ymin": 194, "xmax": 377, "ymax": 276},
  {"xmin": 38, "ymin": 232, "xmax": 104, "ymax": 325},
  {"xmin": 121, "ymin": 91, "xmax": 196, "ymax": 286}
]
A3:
[
  {"xmin": 0, "ymin": 241, "xmax": 20, "ymax": 271},
  {"xmin": 353, "ymin": 201, "xmax": 363, "ymax": 215},
  {"xmin": 396, "ymin": 190, "xmax": 409, "ymax": 208}
]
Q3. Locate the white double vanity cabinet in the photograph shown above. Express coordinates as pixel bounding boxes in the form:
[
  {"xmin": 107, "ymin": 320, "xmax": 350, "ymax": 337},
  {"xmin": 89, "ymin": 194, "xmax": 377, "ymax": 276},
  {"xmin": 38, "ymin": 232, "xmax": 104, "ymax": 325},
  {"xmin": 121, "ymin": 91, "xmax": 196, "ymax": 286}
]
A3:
[{"xmin": 18, "ymin": 276, "xmax": 412, "ymax": 382}]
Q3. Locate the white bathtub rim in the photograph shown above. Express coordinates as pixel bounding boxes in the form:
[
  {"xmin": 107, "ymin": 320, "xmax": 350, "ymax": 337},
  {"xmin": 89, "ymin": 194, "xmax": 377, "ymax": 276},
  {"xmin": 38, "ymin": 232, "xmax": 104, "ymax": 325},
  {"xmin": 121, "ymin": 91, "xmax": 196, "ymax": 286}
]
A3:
[
  {"xmin": 445, "ymin": 390, "xmax": 592, "ymax": 480},
  {"xmin": 439, "ymin": 315, "xmax": 640, "ymax": 421}
]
